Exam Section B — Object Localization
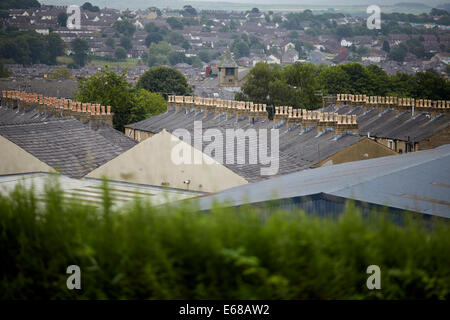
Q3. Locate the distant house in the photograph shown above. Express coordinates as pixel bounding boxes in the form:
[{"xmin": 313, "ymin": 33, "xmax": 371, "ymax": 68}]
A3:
[
  {"xmin": 281, "ymin": 48, "xmax": 299, "ymax": 65},
  {"xmin": 362, "ymin": 52, "xmax": 382, "ymax": 63},
  {"xmin": 333, "ymin": 47, "xmax": 348, "ymax": 63},
  {"xmin": 432, "ymin": 52, "xmax": 450, "ymax": 65},
  {"xmin": 267, "ymin": 55, "xmax": 281, "ymax": 64},
  {"xmin": 340, "ymin": 39, "xmax": 353, "ymax": 47}
]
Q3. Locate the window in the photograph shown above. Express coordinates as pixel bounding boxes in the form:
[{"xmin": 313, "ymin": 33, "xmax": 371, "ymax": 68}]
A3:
[
  {"xmin": 388, "ymin": 140, "xmax": 393, "ymax": 149},
  {"xmin": 225, "ymin": 68, "xmax": 234, "ymax": 76}
]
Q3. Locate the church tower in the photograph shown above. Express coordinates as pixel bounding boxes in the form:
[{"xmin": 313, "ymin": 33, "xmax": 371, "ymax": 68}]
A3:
[{"xmin": 218, "ymin": 48, "xmax": 239, "ymax": 87}]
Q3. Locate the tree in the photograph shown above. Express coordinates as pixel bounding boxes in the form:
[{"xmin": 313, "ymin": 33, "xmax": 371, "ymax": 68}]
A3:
[
  {"xmin": 145, "ymin": 33, "xmax": 163, "ymax": 47},
  {"xmin": 129, "ymin": 89, "xmax": 167, "ymax": 123},
  {"xmin": 183, "ymin": 5, "xmax": 197, "ymax": 17},
  {"xmin": 47, "ymin": 33, "xmax": 65, "ymax": 65},
  {"xmin": 148, "ymin": 7, "xmax": 162, "ymax": 17},
  {"xmin": 76, "ymin": 68, "xmax": 134, "ymax": 131},
  {"xmin": 166, "ymin": 17, "xmax": 183, "ymax": 30},
  {"xmin": 144, "ymin": 22, "xmax": 160, "ymax": 33},
  {"xmin": 0, "ymin": 0, "xmax": 40, "ymax": 10},
  {"xmin": 191, "ymin": 56, "xmax": 203, "ymax": 69},
  {"xmin": 389, "ymin": 72, "xmax": 416, "ymax": 97},
  {"xmin": 366, "ymin": 64, "xmax": 390, "ymax": 96},
  {"xmin": 232, "ymin": 40, "xmax": 250, "ymax": 58},
  {"xmin": 406, "ymin": 38, "xmax": 426, "ymax": 59},
  {"xmin": 168, "ymin": 32, "xmax": 185, "ymax": 45},
  {"xmin": 412, "ymin": 71, "xmax": 450, "ymax": 100},
  {"xmin": 382, "ymin": 40, "xmax": 390, "ymax": 53},
  {"xmin": 268, "ymin": 79, "xmax": 295, "ymax": 107},
  {"xmin": 120, "ymin": 36, "xmax": 132, "ymax": 51},
  {"xmin": 388, "ymin": 44, "xmax": 407, "ymax": 62},
  {"xmin": 137, "ymin": 66, "xmax": 192, "ymax": 95},
  {"xmin": 114, "ymin": 18, "xmax": 136, "ymax": 37},
  {"xmin": 237, "ymin": 62, "xmax": 281, "ymax": 104},
  {"xmin": 198, "ymin": 49, "xmax": 211, "ymax": 63},
  {"xmin": 48, "ymin": 66, "xmax": 72, "ymax": 80},
  {"xmin": 0, "ymin": 61, "xmax": 10, "ymax": 78},
  {"xmin": 168, "ymin": 51, "xmax": 186, "ymax": 65},
  {"xmin": 283, "ymin": 63, "xmax": 321, "ymax": 108},
  {"xmin": 317, "ymin": 65, "xmax": 352, "ymax": 94},
  {"xmin": 114, "ymin": 46, "xmax": 127, "ymax": 60},
  {"xmin": 71, "ymin": 38, "xmax": 89, "ymax": 67},
  {"xmin": 335, "ymin": 24, "xmax": 353, "ymax": 39},
  {"xmin": 106, "ymin": 37, "xmax": 115, "ymax": 48},
  {"xmin": 76, "ymin": 68, "xmax": 167, "ymax": 130},
  {"xmin": 57, "ymin": 12, "xmax": 68, "ymax": 27},
  {"xmin": 81, "ymin": 2, "xmax": 100, "ymax": 12},
  {"xmin": 339, "ymin": 62, "xmax": 374, "ymax": 94},
  {"xmin": 146, "ymin": 41, "xmax": 172, "ymax": 67},
  {"xmin": 288, "ymin": 30, "xmax": 299, "ymax": 40}
]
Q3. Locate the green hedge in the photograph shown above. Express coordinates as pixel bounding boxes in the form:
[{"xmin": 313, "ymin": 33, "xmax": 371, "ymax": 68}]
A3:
[{"xmin": 0, "ymin": 180, "xmax": 449, "ymax": 299}]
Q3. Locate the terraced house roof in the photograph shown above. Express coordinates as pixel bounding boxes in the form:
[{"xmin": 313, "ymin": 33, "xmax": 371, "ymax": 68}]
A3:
[
  {"xmin": 126, "ymin": 107, "xmax": 390, "ymax": 183},
  {"xmin": 0, "ymin": 106, "xmax": 136, "ymax": 178}
]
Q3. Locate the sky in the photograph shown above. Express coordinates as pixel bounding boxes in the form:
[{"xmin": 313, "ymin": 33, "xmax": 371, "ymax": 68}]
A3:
[{"xmin": 41, "ymin": 0, "xmax": 450, "ymax": 11}]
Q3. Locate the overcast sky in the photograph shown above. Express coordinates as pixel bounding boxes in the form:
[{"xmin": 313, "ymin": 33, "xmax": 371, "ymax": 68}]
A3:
[{"xmin": 42, "ymin": 0, "xmax": 449, "ymax": 9}]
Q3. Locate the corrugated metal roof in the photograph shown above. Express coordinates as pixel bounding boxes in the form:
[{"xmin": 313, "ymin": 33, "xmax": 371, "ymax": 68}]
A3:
[
  {"xmin": 194, "ymin": 145, "xmax": 450, "ymax": 218},
  {"xmin": 0, "ymin": 173, "xmax": 202, "ymax": 208}
]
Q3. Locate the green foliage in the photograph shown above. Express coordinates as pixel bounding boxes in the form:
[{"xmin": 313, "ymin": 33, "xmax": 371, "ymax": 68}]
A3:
[
  {"xmin": 48, "ymin": 66, "xmax": 72, "ymax": 80},
  {"xmin": 167, "ymin": 17, "xmax": 184, "ymax": 30},
  {"xmin": 237, "ymin": 62, "xmax": 278, "ymax": 104},
  {"xmin": 183, "ymin": 5, "xmax": 197, "ymax": 17},
  {"xmin": 389, "ymin": 44, "xmax": 408, "ymax": 62},
  {"xmin": 232, "ymin": 40, "xmax": 250, "ymax": 59},
  {"xmin": 410, "ymin": 71, "xmax": 450, "ymax": 100},
  {"xmin": 0, "ymin": 31, "xmax": 64, "ymax": 65},
  {"xmin": 382, "ymin": 9, "xmax": 450, "ymax": 26},
  {"xmin": 137, "ymin": 66, "xmax": 192, "ymax": 95},
  {"xmin": 382, "ymin": 40, "xmax": 390, "ymax": 53},
  {"xmin": 75, "ymin": 67, "xmax": 167, "ymax": 130},
  {"xmin": 119, "ymin": 36, "xmax": 132, "ymax": 51},
  {"xmin": 114, "ymin": 47, "xmax": 127, "ymax": 60},
  {"xmin": 144, "ymin": 22, "xmax": 160, "ymax": 34},
  {"xmin": 288, "ymin": 30, "xmax": 299, "ymax": 40},
  {"xmin": 113, "ymin": 18, "xmax": 136, "ymax": 37},
  {"xmin": 146, "ymin": 41, "xmax": 171, "ymax": 67},
  {"xmin": 57, "ymin": 12, "xmax": 68, "ymax": 27},
  {"xmin": 406, "ymin": 38, "xmax": 426, "ymax": 59},
  {"xmin": 71, "ymin": 38, "xmax": 89, "ymax": 67},
  {"xmin": 129, "ymin": 89, "xmax": 167, "ymax": 123},
  {"xmin": 81, "ymin": 2, "xmax": 100, "ymax": 12},
  {"xmin": 145, "ymin": 32, "xmax": 163, "ymax": 46},
  {"xmin": 0, "ymin": 0, "xmax": 40, "ymax": 10},
  {"xmin": 105, "ymin": 37, "xmax": 115, "ymax": 49},
  {"xmin": 1, "ymin": 181, "xmax": 449, "ymax": 299},
  {"xmin": 198, "ymin": 49, "xmax": 211, "ymax": 63},
  {"xmin": 76, "ymin": 67, "xmax": 133, "ymax": 130},
  {"xmin": 168, "ymin": 32, "xmax": 185, "ymax": 45},
  {"xmin": 0, "ymin": 61, "xmax": 10, "ymax": 78},
  {"xmin": 238, "ymin": 62, "xmax": 450, "ymax": 106}
]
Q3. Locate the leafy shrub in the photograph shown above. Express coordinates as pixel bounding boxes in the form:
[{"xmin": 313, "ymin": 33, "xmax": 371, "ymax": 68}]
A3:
[{"xmin": 0, "ymin": 180, "xmax": 449, "ymax": 299}]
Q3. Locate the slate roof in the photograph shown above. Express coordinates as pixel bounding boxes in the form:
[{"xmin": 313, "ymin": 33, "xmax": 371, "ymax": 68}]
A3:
[
  {"xmin": 126, "ymin": 107, "xmax": 367, "ymax": 182},
  {"xmin": 0, "ymin": 106, "xmax": 136, "ymax": 178},
  {"xmin": 0, "ymin": 105, "xmax": 54, "ymax": 125},
  {"xmin": 327, "ymin": 105, "xmax": 449, "ymax": 143},
  {"xmin": 219, "ymin": 48, "xmax": 239, "ymax": 68}
]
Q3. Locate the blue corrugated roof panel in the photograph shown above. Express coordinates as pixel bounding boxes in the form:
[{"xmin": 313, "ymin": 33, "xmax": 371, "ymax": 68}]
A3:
[{"xmin": 194, "ymin": 145, "xmax": 450, "ymax": 218}]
